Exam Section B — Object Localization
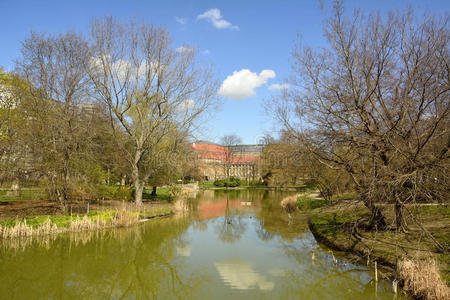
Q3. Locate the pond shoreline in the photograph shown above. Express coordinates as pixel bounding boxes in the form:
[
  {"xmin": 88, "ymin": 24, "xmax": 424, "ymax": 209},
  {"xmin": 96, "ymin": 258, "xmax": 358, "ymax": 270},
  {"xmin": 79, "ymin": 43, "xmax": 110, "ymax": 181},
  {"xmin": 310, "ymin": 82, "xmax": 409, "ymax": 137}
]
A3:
[
  {"xmin": 303, "ymin": 201, "xmax": 449, "ymax": 300},
  {"xmin": 1, "ymin": 188, "xmax": 405, "ymax": 299},
  {"xmin": 0, "ymin": 200, "xmax": 174, "ymax": 240},
  {"xmin": 308, "ymin": 219, "xmax": 397, "ymax": 275}
]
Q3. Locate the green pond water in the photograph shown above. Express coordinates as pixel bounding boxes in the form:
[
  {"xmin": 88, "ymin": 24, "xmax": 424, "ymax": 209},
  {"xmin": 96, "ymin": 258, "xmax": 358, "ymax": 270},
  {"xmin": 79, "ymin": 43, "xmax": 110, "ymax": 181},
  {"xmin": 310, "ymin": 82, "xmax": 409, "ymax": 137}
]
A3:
[{"xmin": 0, "ymin": 189, "xmax": 408, "ymax": 299}]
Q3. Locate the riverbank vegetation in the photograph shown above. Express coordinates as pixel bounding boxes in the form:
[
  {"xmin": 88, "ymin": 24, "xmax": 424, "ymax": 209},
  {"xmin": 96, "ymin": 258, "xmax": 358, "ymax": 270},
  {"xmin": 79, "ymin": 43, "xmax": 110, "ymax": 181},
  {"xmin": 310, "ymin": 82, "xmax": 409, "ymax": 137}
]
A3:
[
  {"xmin": 0, "ymin": 16, "xmax": 218, "ymax": 213},
  {"xmin": 306, "ymin": 201, "xmax": 449, "ymax": 299},
  {"xmin": 268, "ymin": 1, "xmax": 449, "ymax": 298},
  {"xmin": 0, "ymin": 205, "xmax": 173, "ymax": 239}
]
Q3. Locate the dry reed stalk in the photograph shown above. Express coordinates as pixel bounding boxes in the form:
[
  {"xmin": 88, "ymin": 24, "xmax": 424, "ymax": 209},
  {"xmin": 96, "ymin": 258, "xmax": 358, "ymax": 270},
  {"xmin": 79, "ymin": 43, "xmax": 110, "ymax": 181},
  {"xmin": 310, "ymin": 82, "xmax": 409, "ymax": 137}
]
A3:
[
  {"xmin": 0, "ymin": 206, "xmax": 146, "ymax": 241},
  {"xmin": 114, "ymin": 209, "xmax": 139, "ymax": 227},
  {"xmin": 281, "ymin": 194, "xmax": 298, "ymax": 213},
  {"xmin": 397, "ymin": 258, "xmax": 449, "ymax": 300}
]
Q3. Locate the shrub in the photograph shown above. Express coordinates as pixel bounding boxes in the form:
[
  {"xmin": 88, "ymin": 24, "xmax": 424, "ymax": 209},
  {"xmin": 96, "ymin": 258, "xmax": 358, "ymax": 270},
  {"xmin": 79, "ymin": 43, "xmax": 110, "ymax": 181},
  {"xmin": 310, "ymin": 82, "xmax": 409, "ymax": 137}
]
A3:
[
  {"xmin": 397, "ymin": 258, "xmax": 449, "ymax": 300},
  {"xmin": 100, "ymin": 185, "xmax": 133, "ymax": 201},
  {"xmin": 214, "ymin": 177, "xmax": 241, "ymax": 187},
  {"xmin": 213, "ymin": 179, "xmax": 224, "ymax": 187}
]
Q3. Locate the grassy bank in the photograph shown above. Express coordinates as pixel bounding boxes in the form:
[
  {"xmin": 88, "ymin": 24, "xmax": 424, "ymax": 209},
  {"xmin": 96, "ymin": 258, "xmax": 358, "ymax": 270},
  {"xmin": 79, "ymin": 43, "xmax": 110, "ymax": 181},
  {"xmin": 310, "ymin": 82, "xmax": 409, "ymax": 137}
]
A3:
[
  {"xmin": 0, "ymin": 188, "xmax": 44, "ymax": 202},
  {"xmin": 301, "ymin": 197, "xmax": 449, "ymax": 299},
  {"xmin": 0, "ymin": 185, "xmax": 175, "ymax": 203},
  {"xmin": 0, "ymin": 206, "xmax": 173, "ymax": 239},
  {"xmin": 0, "ymin": 184, "xmax": 192, "ymax": 240},
  {"xmin": 199, "ymin": 182, "xmax": 316, "ymax": 191}
]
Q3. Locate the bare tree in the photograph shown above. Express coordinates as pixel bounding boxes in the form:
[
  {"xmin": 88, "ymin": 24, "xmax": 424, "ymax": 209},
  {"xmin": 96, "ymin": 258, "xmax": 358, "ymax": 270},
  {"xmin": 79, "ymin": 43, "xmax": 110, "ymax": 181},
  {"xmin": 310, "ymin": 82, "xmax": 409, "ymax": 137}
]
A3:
[
  {"xmin": 89, "ymin": 17, "xmax": 219, "ymax": 204},
  {"xmin": 220, "ymin": 134, "xmax": 243, "ymax": 147},
  {"xmin": 272, "ymin": 1, "xmax": 449, "ymax": 231},
  {"xmin": 15, "ymin": 31, "xmax": 93, "ymax": 209},
  {"xmin": 220, "ymin": 134, "xmax": 243, "ymax": 177}
]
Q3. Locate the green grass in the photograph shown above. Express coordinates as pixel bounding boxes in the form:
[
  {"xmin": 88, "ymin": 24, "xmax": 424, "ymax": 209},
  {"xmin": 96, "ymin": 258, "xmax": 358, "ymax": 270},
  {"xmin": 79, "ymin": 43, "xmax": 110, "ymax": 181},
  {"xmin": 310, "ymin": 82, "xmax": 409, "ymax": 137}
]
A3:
[
  {"xmin": 308, "ymin": 209, "xmax": 361, "ymax": 239},
  {"xmin": 411, "ymin": 204, "xmax": 450, "ymax": 217},
  {"xmin": 1, "ymin": 210, "xmax": 101, "ymax": 228},
  {"xmin": 294, "ymin": 183, "xmax": 317, "ymax": 192},
  {"xmin": 199, "ymin": 182, "xmax": 215, "ymax": 189},
  {"xmin": 139, "ymin": 207, "xmax": 173, "ymax": 218},
  {"xmin": 297, "ymin": 196, "xmax": 328, "ymax": 210},
  {"xmin": 0, "ymin": 207, "xmax": 173, "ymax": 229},
  {"xmin": 308, "ymin": 204, "xmax": 449, "ymax": 285},
  {"xmin": 142, "ymin": 187, "xmax": 174, "ymax": 202},
  {"xmin": 96, "ymin": 185, "xmax": 133, "ymax": 201},
  {"xmin": 0, "ymin": 188, "xmax": 44, "ymax": 202},
  {"xmin": 330, "ymin": 192, "xmax": 358, "ymax": 201},
  {"xmin": 296, "ymin": 192, "xmax": 358, "ymax": 211},
  {"xmin": 0, "ymin": 210, "xmax": 119, "ymax": 228},
  {"xmin": 0, "ymin": 185, "xmax": 179, "ymax": 203}
]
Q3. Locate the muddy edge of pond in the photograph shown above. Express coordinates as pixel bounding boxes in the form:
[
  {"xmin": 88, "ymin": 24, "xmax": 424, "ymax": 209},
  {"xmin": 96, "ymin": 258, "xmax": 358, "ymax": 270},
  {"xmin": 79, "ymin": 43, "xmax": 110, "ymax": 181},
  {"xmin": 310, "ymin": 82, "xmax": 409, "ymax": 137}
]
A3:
[
  {"xmin": 308, "ymin": 216, "xmax": 450, "ymax": 300},
  {"xmin": 307, "ymin": 220, "xmax": 396, "ymax": 275}
]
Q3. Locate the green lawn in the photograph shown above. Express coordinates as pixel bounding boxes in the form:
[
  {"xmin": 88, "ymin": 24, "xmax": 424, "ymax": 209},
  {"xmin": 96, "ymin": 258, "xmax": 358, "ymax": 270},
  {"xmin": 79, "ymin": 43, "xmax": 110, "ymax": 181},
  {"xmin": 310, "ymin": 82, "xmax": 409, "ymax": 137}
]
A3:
[
  {"xmin": 0, "ymin": 207, "xmax": 173, "ymax": 229},
  {"xmin": 0, "ymin": 185, "xmax": 176, "ymax": 203},
  {"xmin": 0, "ymin": 189, "xmax": 44, "ymax": 202}
]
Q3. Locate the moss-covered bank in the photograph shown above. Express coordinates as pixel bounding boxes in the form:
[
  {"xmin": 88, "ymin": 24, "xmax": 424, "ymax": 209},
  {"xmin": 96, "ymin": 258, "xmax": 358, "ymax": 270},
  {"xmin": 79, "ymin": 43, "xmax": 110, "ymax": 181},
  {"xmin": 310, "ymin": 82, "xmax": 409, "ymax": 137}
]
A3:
[{"xmin": 303, "ymin": 200, "xmax": 449, "ymax": 299}]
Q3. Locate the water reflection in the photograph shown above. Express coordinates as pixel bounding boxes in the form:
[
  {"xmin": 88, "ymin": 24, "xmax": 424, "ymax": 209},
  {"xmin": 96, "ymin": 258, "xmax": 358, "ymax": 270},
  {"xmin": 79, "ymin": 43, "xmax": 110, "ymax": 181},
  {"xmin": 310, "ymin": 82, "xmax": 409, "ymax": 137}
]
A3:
[
  {"xmin": 214, "ymin": 258, "xmax": 275, "ymax": 291},
  {"xmin": 0, "ymin": 217, "xmax": 203, "ymax": 299},
  {"xmin": 0, "ymin": 189, "xmax": 408, "ymax": 299}
]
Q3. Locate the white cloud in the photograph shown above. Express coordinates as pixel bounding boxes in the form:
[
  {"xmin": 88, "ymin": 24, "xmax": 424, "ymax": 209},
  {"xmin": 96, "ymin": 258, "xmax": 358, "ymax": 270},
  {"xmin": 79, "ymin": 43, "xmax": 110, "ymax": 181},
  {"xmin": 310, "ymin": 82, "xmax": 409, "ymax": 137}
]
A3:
[
  {"xmin": 178, "ymin": 99, "xmax": 195, "ymax": 111},
  {"xmin": 269, "ymin": 83, "xmax": 290, "ymax": 90},
  {"xmin": 197, "ymin": 8, "xmax": 239, "ymax": 30},
  {"xmin": 90, "ymin": 56, "xmax": 162, "ymax": 82},
  {"xmin": 175, "ymin": 17, "xmax": 187, "ymax": 25},
  {"xmin": 202, "ymin": 49, "xmax": 210, "ymax": 55},
  {"xmin": 218, "ymin": 69, "xmax": 276, "ymax": 100},
  {"xmin": 176, "ymin": 46, "xmax": 192, "ymax": 53},
  {"xmin": 175, "ymin": 17, "xmax": 188, "ymax": 25}
]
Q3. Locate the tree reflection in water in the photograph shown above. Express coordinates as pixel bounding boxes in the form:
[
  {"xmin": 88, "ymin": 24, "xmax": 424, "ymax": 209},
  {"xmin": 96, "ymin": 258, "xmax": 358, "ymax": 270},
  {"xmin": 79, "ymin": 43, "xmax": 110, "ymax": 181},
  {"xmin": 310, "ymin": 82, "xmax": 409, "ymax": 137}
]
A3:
[
  {"xmin": 0, "ymin": 217, "xmax": 208, "ymax": 299},
  {"xmin": 0, "ymin": 189, "xmax": 406, "ymax": 300},
  {"xmin": 215, "ymin": 195, "xmax": 247, "ymax": 243}
]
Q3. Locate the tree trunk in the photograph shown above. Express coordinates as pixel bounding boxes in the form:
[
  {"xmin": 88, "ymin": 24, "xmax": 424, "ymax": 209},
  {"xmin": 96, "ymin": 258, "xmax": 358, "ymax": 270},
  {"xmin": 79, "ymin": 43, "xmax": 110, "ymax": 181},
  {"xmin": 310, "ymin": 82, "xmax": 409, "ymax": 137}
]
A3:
[
  {"xmin": 368, "ymin": 205, "xmax": 386, "ymax": 230},
  {"xmin": 132, "ymin": 149, "xmax": 143, "ymax": 205},
  {"xmin": 134, "ymin": 180, "xmax": 144, "ymax": 205},
  {"xmin": 361, "ymin": 193, "xmax": 387, "ymax": 230},
  {"xmin": 395, "ymin": 194, "xmax": 408, "ymax": 232}
]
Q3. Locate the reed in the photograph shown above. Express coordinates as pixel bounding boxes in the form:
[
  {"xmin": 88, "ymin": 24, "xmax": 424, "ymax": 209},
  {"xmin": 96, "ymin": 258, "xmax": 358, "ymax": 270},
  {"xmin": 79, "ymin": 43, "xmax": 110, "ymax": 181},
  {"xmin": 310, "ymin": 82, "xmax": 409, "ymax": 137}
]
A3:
[
  {"xmin": 281, "ymin": 195, "xmax": 298, "ymax": 213},
  {"xmin": 0, "ymin": 207, "xmax": 164, "ymax": 239},
  {"xmin": 397, "ymin": 258, "xmax": 449, "ymax": 300}
]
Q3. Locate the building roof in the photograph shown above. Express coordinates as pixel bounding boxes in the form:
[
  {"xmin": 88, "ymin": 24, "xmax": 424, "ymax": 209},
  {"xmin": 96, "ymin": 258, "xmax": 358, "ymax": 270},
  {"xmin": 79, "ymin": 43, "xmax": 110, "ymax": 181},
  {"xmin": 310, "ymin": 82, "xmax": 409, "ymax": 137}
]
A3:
[{"xmin": 191, "ymin": 142, "xmax": 262, "ymax": 164}]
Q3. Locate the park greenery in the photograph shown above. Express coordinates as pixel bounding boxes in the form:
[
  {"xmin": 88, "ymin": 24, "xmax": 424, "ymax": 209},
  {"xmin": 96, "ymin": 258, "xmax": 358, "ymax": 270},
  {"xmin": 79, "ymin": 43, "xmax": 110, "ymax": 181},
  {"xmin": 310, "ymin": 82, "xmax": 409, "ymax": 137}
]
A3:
[
  {"xmin": 265, "ymin": 3, "xmax": 449, "ymax": 298},
  {"xmin": 0, "ymin": 17, "xmax": 218, "ymax": 209},
  {"xmin": 213, "ymin": 177, "xmax": 242, "ymax": 188},
  {"xmin": 0, "ymin": 2, "xmax": 448, "ymax": 298},
  {"xmin": 267, "ymin": 2, "xmax": 449, "ymax": 234}
]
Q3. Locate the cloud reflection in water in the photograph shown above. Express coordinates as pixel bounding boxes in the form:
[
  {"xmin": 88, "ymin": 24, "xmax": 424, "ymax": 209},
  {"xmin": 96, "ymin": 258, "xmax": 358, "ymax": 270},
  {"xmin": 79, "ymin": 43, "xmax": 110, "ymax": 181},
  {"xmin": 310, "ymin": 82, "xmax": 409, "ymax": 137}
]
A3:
[{"xmin": 214, "ymin": 258, "xmax": 275, "ymax": 291}]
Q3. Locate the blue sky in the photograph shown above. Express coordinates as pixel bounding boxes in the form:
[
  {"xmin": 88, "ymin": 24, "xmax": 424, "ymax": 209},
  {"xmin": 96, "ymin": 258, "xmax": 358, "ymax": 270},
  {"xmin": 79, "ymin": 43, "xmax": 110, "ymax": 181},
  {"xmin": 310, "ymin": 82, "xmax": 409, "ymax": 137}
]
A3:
[{"xmin": 1, "ymin": 0, "xmax": 448, "ymax": 144}]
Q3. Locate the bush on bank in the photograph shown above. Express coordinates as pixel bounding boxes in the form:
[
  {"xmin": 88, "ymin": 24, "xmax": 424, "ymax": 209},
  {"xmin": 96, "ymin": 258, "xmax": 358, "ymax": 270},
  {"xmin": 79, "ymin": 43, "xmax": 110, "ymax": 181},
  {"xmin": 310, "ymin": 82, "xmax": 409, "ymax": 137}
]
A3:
[{"xmin": 213, "ymin": 177, "xmax": 241, "ymax": 187}]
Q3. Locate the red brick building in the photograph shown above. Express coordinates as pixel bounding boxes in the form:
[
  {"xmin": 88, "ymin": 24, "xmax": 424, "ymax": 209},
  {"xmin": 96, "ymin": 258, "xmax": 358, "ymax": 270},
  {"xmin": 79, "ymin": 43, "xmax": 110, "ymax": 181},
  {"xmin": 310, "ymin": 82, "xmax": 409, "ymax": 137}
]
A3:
[{"xmin": 191, "ymin": 141, "xmax": 263, "ymax": 181}]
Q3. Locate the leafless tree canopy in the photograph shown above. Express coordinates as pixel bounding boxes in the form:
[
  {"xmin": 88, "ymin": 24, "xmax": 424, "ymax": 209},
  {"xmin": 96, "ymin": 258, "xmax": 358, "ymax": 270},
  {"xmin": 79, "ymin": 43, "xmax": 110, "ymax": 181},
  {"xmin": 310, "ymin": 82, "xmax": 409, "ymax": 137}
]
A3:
[
  {"xmin": 272, "ymin": 2, "xmax": 449, "ymax": 231},
  {"xmin": 220, "ymin": 134, "xmax": 243, "ymax": 147},
  {"xmin": 15, "ymin": 31, "xmax": 95, "ymax": 208},
  {"xmin": 89, "ymin": 17, "xmax": 219, "ymax": 204}
]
